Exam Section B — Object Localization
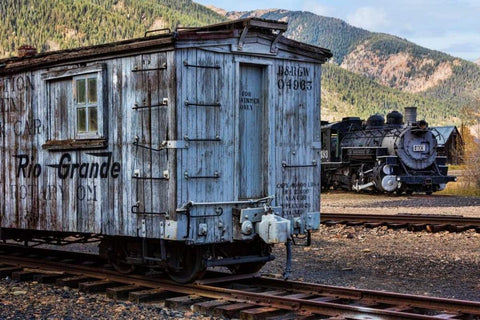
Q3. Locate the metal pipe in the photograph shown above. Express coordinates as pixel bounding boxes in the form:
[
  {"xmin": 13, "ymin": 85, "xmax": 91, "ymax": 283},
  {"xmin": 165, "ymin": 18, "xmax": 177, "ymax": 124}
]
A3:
[
  {"xmin": 352, "ymin": 181, "xmax": 375, "ymax": 191},
  {"xmin": 283, "ymin": 239, "xmax": 292, "ymax": 280}
]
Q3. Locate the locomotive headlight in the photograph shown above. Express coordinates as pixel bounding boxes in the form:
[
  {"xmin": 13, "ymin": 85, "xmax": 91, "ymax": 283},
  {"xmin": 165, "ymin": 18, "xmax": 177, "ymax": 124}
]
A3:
[{"xmin": 382, "ymin": 165, "xmax": 393, "ymax": 175}]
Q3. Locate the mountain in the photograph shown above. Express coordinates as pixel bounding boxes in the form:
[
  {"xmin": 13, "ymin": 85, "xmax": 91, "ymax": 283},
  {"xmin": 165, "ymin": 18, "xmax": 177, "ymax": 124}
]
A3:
[
  {"xmin": 0, "ymin": 0, "xmax": 226, "ymax": 57},
  {"xmin": 475, "ymin": 58, "xmax": 480, "ymax": 66},
  {"xmin": 1, "ymin": 2, "xmax": 478, "ymax": 126},
  {"xmin": 211, "ymin": 8, "xmax": 480, "ymax": 126}
]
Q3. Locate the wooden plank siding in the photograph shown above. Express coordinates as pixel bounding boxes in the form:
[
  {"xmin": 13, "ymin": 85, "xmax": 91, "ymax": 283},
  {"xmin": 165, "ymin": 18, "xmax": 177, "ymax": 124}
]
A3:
[{"xmin": 0, "ymin": 18, "xmax": 331, "ymax": 242}]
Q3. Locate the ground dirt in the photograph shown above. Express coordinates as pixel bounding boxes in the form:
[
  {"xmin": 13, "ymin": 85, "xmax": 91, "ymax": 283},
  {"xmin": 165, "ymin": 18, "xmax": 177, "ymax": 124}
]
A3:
[{"xmin": 263, "ymin": 192, "xmax": 480, "ymax": 301}]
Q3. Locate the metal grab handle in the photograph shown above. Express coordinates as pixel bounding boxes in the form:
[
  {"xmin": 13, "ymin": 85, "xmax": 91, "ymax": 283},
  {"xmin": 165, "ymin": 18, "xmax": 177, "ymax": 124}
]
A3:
[
  {"xmin": 131, "ymin": 62, "xmax": 167, "ymax": 72},
  {"xmin": 184, "ymin": 100, "xmax": 221, "ymax": 107},
  {"xmin": 184, "ymin": 171, "xmax": 220, "ymax": 179},
  {"xmin": 183, "ymin": 60, "xmax": 220, "ymax": 69},
  {"xmin": 133, "ymin": 101, "xmax": 168, "ymax": 110},
  {"xmin": 184, "ymin": 135, "xmax": 221, "ymax": 142},
  {"xmin": 282, "ymin": 160, "xmax": 317, "ymax": 168}
]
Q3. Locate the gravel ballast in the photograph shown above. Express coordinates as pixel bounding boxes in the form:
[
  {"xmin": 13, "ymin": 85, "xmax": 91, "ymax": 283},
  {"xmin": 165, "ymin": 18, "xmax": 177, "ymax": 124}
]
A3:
[{"xmin": 263, "ymin": 193, "xmax": 480, "ymax": 301}]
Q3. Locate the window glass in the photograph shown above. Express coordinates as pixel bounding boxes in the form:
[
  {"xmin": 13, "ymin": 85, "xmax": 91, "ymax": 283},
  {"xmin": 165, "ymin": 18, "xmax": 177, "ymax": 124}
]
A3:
[
  {"xmin": 76, "ymin": 79, "xmax": 86, "ymax": 104},
  {"xmin": 77, "ymin": 107, "xmax": 87, "ymax": 132},
  {"xmin": 88, "ymin": 78, "xmax": 97, "ymax": 103},
  {"xmin": 73, "ymin": 73, "xmax": 102, "ymax": 138},
  {"xmin": 88, "ymin": 107, "xmax": 98, "ymax": 132}
]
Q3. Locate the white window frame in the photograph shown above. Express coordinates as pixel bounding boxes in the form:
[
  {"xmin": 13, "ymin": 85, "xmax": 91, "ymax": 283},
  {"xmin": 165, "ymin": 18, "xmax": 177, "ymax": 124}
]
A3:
[{"xmin": 73, "ymin": 73, "xmax": 102, "ymax": 139}]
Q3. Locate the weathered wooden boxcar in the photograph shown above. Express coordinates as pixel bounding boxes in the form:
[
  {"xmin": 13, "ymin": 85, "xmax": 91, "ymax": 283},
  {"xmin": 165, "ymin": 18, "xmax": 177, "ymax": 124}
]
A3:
[{"xmin": 0, "ymin": 18, "xmax": 331, "ymax": 282}]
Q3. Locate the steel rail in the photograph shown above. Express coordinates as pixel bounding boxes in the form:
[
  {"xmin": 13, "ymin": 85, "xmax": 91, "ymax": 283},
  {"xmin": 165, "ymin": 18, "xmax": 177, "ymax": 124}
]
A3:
[
  {"xmin": 1, "ymin": 245, "xmax": 480, "ymax": 319},
  {"xmin": 321, "ymin": 212, "xmax": 480, "ymax": 227}
]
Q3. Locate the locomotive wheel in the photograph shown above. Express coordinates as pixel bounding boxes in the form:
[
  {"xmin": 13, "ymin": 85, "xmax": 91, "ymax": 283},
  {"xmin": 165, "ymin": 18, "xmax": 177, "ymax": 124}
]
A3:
[{"xmin": 167, "ymin": 247, "xmax": 206, "ymax": 283}]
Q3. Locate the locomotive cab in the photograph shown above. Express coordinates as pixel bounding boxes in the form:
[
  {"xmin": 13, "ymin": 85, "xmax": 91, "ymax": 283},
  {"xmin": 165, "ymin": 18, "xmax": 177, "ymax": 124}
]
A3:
[{"xmin": 321, "ymin": 117, "xmax": 362, "ymax": 189}]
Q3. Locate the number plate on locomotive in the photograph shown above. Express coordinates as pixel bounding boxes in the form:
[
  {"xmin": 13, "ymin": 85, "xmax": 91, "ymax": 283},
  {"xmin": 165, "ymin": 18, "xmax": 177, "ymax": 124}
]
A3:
[{"xmin": 413, "ymin": 145, "xmax": 426, "ymax": 152}]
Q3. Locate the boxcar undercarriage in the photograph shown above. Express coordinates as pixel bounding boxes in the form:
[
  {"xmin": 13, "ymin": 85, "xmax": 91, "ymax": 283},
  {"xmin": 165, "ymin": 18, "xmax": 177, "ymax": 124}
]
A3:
[{"xmin": 1, "ymin": 227, "xmax": 285, "ymax": 283}]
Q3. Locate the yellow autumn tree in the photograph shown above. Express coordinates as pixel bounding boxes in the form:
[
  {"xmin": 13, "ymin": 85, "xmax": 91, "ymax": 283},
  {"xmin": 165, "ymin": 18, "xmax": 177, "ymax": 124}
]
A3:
[{"xmin": 458, "ymin": 104, "xmax": 480, "ymax": 191}]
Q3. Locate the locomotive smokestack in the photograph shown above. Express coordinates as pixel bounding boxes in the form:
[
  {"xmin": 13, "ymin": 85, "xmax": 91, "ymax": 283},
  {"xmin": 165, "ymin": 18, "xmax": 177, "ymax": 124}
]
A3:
[{"xmin": 404, "ymin": 107, "xmax": 417, "ymax": 125}]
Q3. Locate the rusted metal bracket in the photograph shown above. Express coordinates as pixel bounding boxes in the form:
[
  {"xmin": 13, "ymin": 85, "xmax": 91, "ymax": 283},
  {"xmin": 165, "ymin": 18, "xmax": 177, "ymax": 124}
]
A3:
[
  {"xmin": 282, "ymin": 160, "xmax": 318, "ymax": 168},
  {"xmin": 184, "ymin": 100, "xmax": 221, "ymax": 107},
  {"xmin": 183, "ymin": 60, "xmax": 220, "ymax": 69},
  {"xmin": 184, "ymin": 171, "xmax": 220, "ymax": 180},
  {"xmin": 162, "ymin": 140, "xmax": 188, "ymax": 149}
]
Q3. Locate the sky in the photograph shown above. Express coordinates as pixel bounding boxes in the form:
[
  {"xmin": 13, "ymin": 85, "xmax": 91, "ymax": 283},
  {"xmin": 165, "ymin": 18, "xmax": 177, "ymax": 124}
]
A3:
[{"xmin": 195, "ymin": 0, "xmax": 480, "ymax": 61}]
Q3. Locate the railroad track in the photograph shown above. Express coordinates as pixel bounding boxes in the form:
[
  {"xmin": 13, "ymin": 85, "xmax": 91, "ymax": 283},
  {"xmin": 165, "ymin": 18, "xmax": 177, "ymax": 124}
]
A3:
[
  {"xmin": 321, "ymin": 213, "xmax": 480, "ymax": 232},
  {"xmin": 1, "ymin": 245, "xmax": 480, "ymax": 319}
]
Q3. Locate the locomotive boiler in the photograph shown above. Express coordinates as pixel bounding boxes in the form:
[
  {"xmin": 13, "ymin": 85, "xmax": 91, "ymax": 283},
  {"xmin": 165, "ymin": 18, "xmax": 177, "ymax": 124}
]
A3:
[
  {"xmin": 0, "ymin": 18, "xmax": 331, "ymax": 282},
  {"xmin": 321, "ymin": 107, "xmax": 456, "ymax": 194}
]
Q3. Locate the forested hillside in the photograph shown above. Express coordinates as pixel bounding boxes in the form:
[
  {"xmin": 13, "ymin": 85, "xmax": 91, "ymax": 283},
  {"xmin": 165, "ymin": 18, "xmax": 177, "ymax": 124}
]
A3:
[
  {"xmin": 0, "ymin": 0, "xmax": 225, "ymax": 57},
  {"xmin": 322, "ymin": 64, "xmax": 459, "ymax": 125}
]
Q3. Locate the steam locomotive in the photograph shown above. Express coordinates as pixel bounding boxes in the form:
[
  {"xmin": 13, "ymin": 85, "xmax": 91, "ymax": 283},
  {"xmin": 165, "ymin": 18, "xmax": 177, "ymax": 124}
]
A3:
[{"xmin": 321, "ymin": 107, "xmax": 456, "ymax": 194}]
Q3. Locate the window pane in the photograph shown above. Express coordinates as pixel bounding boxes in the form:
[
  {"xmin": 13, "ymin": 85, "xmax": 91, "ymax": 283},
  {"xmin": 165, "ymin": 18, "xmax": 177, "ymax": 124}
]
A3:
[
  {"xmin": 77, "ymin": 107, "xmax": 86, "ymax": 132},
  {"xmin": 88, "ymin": 107, "xmax": 98, "ymax": 132},
  {"xmin": 76, "ymin": 79, "xmax": 86, "ymax": 104},
  {"xmin": 88, "ymin": 78, "xmax": 97, "ymax": 103}
]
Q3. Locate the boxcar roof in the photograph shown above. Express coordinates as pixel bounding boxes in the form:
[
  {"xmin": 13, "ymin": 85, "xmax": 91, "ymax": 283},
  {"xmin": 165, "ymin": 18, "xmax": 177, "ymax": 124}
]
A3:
[{"xmin": 0, "ymin": 18, "xmax": 332, "ymax": 75}]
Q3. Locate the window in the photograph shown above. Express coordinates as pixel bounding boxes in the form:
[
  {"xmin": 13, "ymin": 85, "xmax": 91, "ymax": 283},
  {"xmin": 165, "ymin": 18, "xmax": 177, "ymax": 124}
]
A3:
[
  {"xmin": 43, "ymin": 64, "xmax": 106, "ymax": 150},
  {"xmin": 75, "ymin": 75, "xmax": 99, "ymax": 136}
]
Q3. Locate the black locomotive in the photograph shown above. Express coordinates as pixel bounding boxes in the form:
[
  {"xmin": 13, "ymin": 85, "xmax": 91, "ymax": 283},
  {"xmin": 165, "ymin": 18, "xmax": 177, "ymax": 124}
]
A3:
[{"xmin": 321, "ymin": 107, "xmax": 456, "ymax": 194}]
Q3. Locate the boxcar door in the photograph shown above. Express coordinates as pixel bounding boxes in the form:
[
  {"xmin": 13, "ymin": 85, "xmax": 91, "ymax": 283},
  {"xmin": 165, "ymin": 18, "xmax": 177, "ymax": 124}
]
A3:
[{"xmin": 239, "ymin": 64, "xmax": 266, "ymax": 199}]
